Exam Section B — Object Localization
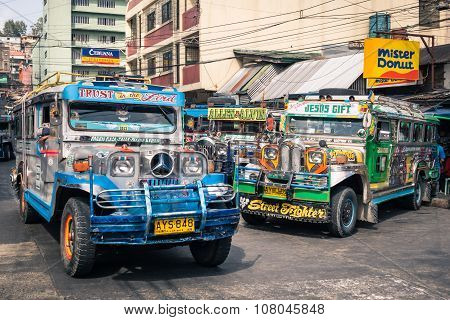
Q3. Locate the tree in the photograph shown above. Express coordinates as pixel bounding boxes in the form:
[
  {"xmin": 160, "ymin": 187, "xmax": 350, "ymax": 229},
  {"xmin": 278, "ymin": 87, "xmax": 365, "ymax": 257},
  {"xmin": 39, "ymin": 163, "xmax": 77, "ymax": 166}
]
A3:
[
  {"xmin": 2, "ymin": 20, "xmax": 27, "ymax": 37},
  {"xmin": 31, "ymin": 17, "xmax": 43, "ymax": 36}
]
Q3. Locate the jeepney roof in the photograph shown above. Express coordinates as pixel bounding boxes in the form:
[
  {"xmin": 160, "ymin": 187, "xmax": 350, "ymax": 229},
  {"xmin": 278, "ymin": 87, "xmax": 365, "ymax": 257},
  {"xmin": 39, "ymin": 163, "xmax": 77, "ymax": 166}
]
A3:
[{"xmin": 14, "ymin": 81, "xmax": 184, "ymax": 112}]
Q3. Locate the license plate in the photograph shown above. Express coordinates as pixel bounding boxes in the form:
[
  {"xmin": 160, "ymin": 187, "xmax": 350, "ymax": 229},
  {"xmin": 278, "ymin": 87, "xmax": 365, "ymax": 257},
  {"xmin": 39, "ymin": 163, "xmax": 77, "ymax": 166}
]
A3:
[
  {"xmin": 264, "ymin": 185, "xmax": 286, "ymax": 197},
  {"xmin": 154, "ymin": 218, "xmax": 195, "ymax": 236}
]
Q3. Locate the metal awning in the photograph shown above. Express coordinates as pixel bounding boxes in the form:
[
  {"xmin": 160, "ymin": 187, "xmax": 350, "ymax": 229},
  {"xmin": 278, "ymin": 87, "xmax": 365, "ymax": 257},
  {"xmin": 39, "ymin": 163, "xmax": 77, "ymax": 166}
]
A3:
[
  {"xmin": 217, "ymin": 64, "xmax": 285, "ymax": 99},
  {"xmin": 252, "ymin": 53, "xmax": 364, "ymax": 101}
]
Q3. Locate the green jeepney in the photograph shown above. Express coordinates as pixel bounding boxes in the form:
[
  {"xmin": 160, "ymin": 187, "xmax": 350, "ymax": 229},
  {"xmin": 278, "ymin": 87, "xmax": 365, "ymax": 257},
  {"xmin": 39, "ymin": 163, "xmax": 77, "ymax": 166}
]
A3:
[{"xmin": 237, "ymin": 94, "xmax": 440, "ymax": 237}]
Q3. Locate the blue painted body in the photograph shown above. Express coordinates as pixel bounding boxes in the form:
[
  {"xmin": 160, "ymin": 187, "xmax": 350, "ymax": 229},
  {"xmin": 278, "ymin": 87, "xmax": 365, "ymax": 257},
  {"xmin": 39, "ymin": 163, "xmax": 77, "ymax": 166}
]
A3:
[{"xmin": 24, "ymin": 81, "xmax": 240, "ymax": 245}]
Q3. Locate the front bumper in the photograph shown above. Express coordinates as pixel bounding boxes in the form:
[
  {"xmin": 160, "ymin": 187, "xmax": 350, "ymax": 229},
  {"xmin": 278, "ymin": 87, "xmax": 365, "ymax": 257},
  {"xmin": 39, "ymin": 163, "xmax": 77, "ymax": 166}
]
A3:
[
  {"xmin": 90, "ymin": 181, "xmax": 239, "ymax": 245},
  {"xmin": 238, "ymin": 166, "xmax": 331, "ymax": 223}
]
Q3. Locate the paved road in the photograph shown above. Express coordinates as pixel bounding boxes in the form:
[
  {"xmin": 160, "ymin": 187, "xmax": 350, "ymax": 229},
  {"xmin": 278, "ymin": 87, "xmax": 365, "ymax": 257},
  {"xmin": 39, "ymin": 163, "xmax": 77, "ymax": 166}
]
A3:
[{"xmin": 0, "ymin": 160, "xmax": 449, "ymax": 299}]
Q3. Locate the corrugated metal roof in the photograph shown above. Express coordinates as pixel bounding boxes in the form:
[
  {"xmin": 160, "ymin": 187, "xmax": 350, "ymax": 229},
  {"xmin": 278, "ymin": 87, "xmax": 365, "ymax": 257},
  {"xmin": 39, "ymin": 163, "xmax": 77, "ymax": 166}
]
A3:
[
  {"xmin": 217, "ymin": 65, "xmax": 263, "ymax": 95},
  {"xmin": 252, "ymin": 53, "xmax": 364, "ymax": 101},
  {"xmin": 218, "ymin": 64, "xmax": 285, "ymax": 98}
]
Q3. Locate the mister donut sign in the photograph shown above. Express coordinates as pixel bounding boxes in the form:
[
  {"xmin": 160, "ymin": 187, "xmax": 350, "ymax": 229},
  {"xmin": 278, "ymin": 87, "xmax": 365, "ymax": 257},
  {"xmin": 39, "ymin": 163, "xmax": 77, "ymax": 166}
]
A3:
[{"xmin": 363, "ymin": 38, "xmax": 420, "ymax": 81}]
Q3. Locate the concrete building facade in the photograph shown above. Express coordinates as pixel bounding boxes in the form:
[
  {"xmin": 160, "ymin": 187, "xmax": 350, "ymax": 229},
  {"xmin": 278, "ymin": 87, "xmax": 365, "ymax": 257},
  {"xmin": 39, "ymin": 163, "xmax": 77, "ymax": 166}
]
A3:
[
  {"xmin": 125, "ymin": 0, "xmax": 449, "ymax": 103},
  {"xmin": 33, "ymin": 0, "xmax": 127, "ymax": 86}
]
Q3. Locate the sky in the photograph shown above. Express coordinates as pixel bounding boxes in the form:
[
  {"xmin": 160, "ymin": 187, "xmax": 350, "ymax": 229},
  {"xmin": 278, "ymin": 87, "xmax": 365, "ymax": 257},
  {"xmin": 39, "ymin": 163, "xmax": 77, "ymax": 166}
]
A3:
[{"xmin": 0, "ymin": 0, "xmax": 42, "ymax": 32}]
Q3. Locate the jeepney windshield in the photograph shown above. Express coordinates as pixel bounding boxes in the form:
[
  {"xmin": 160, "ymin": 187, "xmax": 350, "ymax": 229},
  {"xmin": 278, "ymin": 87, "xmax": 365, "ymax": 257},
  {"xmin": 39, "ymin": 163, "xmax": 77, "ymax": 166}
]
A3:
[
  {"xmin": 212, "ymin": 121, "xmax": 262, "ymax": 134},
  {"xmin": 288, "ymin": 117, "xmax": 362, "ymax": 136},
  {"xmin": 69, "ymin": 102, "xmax": 176, "ymax": 133}
]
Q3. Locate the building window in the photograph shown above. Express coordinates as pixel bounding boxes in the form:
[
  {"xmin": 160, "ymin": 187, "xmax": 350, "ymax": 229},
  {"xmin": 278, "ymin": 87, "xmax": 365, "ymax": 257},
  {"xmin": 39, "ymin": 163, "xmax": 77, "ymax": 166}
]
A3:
[
  {"xmin": 98, "ymin": 70, "xmax": 113, "ymax": 76},
  {"xmin": 147, "ymin": 12, "xmax": 155, "ymax": 31},
  {"xmin": 162, "ymin": 50, "xmax": 172, "ymax": 71},
  {"xmin": 162, "ymin": 1, "xmax": 172, "ymax": 24},
  {"xmin": 72, "ymin": 15, "xmax": 90, "ymax": 24},
  {"xmin": 72, "ymin": 0, "xmax": 89, "ymax": 6},
  {"xmin": 98, "ymin": 0, "xmax": 115, "ymax": 8},
  {"xmin": 44, "ymin": 69, "xmax": 47, "ymax": 76},
  {"xmin": 147, "ymin": 57, "xmax": 156, "ymax": 76},
  {"xmin": 44, "ymin": 33, "xmax": 47, "ymax": 40},
  {"xmin": 44, "ymin": 0, "xmax": 47, "ymax": 6},
  {"xmin": 72, "ymin": 49, "xmax": 81, "ymax": 60},
  {"xmin": 72, "ymin": 33, "xmax": 89, "ymax": 42},
  {"xmin": 419, "ymin": 0, "xmax": 440, "ymax": 28},
  {"xmin": 98, "ymin": 35, "xmax": 116, "ymax": 43},
  {"xmin": 185, "ymin": 46, "xmax": 199, "ymax": 64},
  {"xmin": 44, "ymin": 14, "xmax": 47, "ymax": 23},
  {"xmin": 44, "ymin": 51, "xmax": 47, "ymax": 58},
  {"xmin": 98, "ymin": 17, "xmax": 115, "ymax": 26},
  {"xmin": 74, "ymin": 70, "xmax": 90, "ymax": 76}
]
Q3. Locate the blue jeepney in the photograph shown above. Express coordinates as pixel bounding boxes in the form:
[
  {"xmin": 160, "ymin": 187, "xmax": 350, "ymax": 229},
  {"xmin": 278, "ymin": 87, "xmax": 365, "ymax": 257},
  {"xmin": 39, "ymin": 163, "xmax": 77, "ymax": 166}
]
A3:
[{"xmin": 11, "ymin": 78, "xmax": 239, "ymax": 277}]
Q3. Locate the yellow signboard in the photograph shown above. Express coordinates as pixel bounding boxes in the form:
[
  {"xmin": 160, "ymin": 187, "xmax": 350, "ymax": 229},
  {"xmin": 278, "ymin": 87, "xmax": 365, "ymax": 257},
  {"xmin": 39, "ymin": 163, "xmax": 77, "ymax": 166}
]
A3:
[
  {"xmin": 207, "ymin": 107, "xmax": 267, "ymax": 121},
  {"xmin": 367, "ymin": 78, "xmax": 417, "ymax": 88},
  {"xmin": 363, "ymin": 38, "xmax": 420, "ymax": 81}
]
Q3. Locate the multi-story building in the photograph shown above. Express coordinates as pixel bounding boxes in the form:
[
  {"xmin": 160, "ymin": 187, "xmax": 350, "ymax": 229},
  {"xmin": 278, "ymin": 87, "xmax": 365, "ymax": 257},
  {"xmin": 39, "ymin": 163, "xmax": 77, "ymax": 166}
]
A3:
[
  {"xmin": 32, "ymin": 0, "xmax": 127, "ymax": 86},
  {"xmin": 126, "ymin": 0, "xmax": 449, "ymax": 103},
  {"xmin": 0, "ymin": 42, "xmax": 10, "ymax": 73}
]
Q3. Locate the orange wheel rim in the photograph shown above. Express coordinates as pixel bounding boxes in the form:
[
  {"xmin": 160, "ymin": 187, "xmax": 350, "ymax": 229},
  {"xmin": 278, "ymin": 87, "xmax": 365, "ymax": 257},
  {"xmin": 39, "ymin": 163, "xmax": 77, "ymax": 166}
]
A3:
[{"xmin": 64, "ymin": 214, "xmax": 74, "ymax": 260}]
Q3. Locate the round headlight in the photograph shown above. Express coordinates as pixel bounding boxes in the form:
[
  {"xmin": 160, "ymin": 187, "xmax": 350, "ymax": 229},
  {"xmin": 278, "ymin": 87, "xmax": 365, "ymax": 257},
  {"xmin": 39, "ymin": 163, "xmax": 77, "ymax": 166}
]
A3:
[
  {"xmin": 216, "ymin": 145, "xmax": 227, "ymax": 157},
  {"xmin": 183, "ymin": 157, "xmax": 203, "ymax": 175},
  {"xmin": 111, "ymin": 156, "xmax": 136, "ymax": 177},
  {"xmin": 308, "ymin": 151, "xmax": 323, "ymax": 164},
  {"xmin": 264, "ymin": 147, "xmax": 278, "ymax": 160}
]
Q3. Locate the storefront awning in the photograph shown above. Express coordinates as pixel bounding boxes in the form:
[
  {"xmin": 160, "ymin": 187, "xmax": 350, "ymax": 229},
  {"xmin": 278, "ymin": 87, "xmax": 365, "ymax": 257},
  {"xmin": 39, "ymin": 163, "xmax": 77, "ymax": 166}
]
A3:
[{"xmin": 251, "ymin": 53, "xmax": 364, "ymax": 101}]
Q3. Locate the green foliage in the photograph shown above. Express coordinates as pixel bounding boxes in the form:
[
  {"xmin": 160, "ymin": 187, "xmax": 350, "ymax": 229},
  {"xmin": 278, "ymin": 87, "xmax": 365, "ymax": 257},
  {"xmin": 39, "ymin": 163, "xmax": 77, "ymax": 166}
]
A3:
[
  {"xmin": 2, "ymin": 19, "xmax": 27, "ymax": 37},
  {"xmin": 31, "ymin": 17, "xmax": 43, "ymax": 36}
]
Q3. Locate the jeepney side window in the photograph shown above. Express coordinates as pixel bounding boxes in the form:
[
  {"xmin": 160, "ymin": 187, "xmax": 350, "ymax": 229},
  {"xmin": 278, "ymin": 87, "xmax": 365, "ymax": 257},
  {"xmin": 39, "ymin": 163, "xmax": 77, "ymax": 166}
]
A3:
[
  {"xmin": 14, "ymin": 113, "xmax": 22, "ymax": 138},
  {"xmin": 424, "ymin": 125, "xmax": 433, "ymax": 142},
  {"xmin": 26, "ymin": 106, "xmax": 35, "ymax": 138},
  {"xmin": 413, "ymin": 123, "xmax": 424, "ymax": 142},
  {"xmin": 376, "ymin": 120, "xmax": 390, "ymax": 141},
  {"xmin": 398, "ymin": 121, "xmax": 411, "ymax": 142},
  {"xmin": 376, "ymin": 155, "xmax": 387, "ymax": 172}
]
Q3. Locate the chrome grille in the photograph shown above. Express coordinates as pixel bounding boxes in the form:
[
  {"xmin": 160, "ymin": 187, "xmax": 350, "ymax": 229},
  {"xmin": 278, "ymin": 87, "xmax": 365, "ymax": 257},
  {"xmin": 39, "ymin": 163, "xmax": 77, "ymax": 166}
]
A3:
[
  {"xmin": 291, "ymin": 146, "xmax": 302, "ymax": 173},
  {"xmin": 280, "ymin": 144, "xmax": 291, "ymax": 172}
]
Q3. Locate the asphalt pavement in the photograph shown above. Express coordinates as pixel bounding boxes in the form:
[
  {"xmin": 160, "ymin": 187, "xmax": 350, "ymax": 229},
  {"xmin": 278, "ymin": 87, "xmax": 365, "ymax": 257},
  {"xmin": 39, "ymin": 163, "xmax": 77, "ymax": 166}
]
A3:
[{"xmin": 0, "ymin": 160, "xmax": 448, "ymax": 299}]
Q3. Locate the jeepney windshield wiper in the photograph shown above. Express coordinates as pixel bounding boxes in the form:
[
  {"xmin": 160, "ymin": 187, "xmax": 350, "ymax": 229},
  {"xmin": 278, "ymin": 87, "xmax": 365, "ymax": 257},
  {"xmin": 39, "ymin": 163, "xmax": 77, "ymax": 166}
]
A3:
[{"xmin": 157, "ymin": 106, "xmax": 175, "ymax": 127}]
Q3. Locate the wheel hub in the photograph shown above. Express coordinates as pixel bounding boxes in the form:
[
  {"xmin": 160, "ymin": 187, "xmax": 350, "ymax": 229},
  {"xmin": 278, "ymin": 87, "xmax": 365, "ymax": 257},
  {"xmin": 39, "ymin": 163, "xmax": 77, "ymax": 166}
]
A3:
[{"xmin": 341, "ymin": 199, "xmax": 354, "ymax": 227}]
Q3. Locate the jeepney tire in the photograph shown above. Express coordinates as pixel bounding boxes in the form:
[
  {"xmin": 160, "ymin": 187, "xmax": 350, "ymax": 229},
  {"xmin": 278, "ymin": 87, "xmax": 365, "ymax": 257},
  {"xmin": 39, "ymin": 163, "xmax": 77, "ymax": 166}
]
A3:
[
  {"xmin": 18, "ymin": 183, "xmax": 40, "ymax": 224},
  {"xmin": 190, "ymin": 236, "xmax": 232, "ymax": 267},
  {"xmin": 329, "ymin": 187, "xmax": 358, "ymax": 238},
  {"xmin": 60, "ymin": 197, "xmax": 96, "ymax": 277},
  {"xmin": 241, "ymin": 212, "xmax": 267, "ymax": 225},
  {"xmin": 404, "ymin": 174, "xmax": 425, "ymax": 210}
]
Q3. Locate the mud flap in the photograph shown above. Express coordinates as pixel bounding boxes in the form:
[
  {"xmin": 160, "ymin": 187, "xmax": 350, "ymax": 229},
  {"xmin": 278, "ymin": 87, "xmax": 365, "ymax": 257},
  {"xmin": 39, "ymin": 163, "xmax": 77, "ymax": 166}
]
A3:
[
  {"xmin": 357, "ymin": 196, "xmax": 378, "ymax": 224},
  {"xmin": 422, "ymin": 182, "xmax": 432, "ymax": 203}
]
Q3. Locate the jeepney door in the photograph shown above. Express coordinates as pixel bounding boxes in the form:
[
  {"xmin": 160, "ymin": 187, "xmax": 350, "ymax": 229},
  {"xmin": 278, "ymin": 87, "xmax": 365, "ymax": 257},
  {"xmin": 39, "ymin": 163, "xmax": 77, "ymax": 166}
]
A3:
[
  {"xmin": 36, "ymin": 102, "xmax": 61, "ymax": 202},
  {"xmin": 367, "ymin": 118, "xmax": 392, "ymax": 187}
]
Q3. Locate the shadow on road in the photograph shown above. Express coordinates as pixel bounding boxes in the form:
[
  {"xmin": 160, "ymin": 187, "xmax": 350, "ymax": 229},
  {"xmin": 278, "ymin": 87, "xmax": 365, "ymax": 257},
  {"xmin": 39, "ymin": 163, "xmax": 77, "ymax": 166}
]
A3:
[{"xmin": 40, "ymin": 219, "xmax": 257, "ymax": 281}]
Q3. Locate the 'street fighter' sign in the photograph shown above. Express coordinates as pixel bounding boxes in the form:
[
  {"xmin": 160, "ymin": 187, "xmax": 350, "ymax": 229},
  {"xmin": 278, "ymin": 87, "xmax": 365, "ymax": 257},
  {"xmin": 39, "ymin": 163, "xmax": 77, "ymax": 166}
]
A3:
[{"xmin": 78, "ymin": 88, "xmax": 177, "ymax": 103}]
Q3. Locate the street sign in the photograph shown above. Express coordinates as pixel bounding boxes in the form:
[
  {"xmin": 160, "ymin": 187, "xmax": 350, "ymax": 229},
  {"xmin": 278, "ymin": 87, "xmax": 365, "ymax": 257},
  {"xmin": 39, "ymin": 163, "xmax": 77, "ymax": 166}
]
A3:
[
  {"xmin": 81, "ymin": 48, "xmax": 120, "ymax": 65},
  {"xmin": 363, "ymin": 38, "xmax": 420, "ymax": 80}
]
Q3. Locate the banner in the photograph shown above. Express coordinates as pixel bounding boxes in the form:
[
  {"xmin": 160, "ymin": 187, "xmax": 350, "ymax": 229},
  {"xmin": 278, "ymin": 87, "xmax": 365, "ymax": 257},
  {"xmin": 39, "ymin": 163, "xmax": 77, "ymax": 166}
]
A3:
[
  {"xmin": 207, "ymin": 107, "xmax": 267, "ymax": 121},
  {"xmin": 81, "ymin": 48, "xmax": 120, "ymax": 65},
  {"xmin": 367, "ymin": 78, "xmax": 418, "ymax": 88},
  {"xmin": 363, "ymin": 38, "xmax": 420, "ymax": 80}
]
